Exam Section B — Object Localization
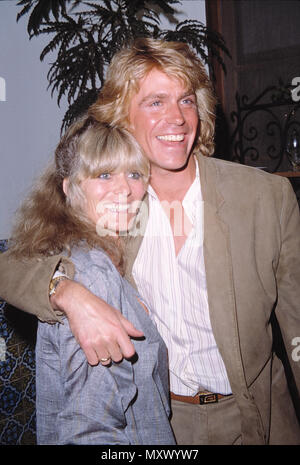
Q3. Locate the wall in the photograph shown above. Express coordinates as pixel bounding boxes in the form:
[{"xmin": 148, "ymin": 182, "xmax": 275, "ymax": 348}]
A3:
[
  {"xmin": 0, "ymin": 1, "xmax": 67, "ymax": 238},
  {"xmin": 0, "ymin": 0, "xmax": 206, "ymax": 238}
]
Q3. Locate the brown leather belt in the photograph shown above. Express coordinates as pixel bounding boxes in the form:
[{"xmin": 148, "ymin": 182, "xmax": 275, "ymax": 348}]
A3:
[{"xmin": 171, "ymin": 391, "xmax": 230, "ymax": 405}]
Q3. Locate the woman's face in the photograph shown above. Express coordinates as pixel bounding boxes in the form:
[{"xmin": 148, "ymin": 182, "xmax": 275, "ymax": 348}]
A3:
[{"xmin": 78, "ymin": 170, "xmax": 146, "ymax": 234}]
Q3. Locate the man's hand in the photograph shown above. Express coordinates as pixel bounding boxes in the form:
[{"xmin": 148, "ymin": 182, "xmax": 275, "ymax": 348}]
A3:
[{"xmin": 50, "ymin": 279, "xmax": 144, "ymax": 365}]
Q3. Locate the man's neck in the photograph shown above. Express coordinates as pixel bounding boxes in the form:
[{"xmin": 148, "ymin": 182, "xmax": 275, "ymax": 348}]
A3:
[{"xmin": 150, "ymin": 156, "xmax": 196, "ymax": 203}]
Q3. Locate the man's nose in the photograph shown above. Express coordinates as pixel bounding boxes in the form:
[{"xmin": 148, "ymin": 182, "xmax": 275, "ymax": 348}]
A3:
[
  {"xmin": 166, "ymin": 102, "xmax": 185, "ymax": 125},
  {"xmin": 114, "ymin": 173, "xmax": 131, "ymax": 196}
]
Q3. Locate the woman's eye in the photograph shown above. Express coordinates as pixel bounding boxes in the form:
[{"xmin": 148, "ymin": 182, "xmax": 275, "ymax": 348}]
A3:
[
  {"xmin": 128, "ymin": 172, "xmax": 142, "ymax": 180},
  {"xmin": 98, "ymin": 173, "xmax": 111, "ymax": 180},
  {"xmin": 150, "ymin": 100, "xmax": 161, "ymax": 107}
]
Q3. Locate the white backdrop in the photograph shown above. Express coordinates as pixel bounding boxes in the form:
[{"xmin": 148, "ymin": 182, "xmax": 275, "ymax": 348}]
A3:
[{"xmin": 0, "ymin": 0, "xmax": 207, "ymax": 238}]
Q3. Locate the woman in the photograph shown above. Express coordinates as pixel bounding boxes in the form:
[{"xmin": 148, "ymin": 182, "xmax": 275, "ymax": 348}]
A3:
[{"xmin": 8, "ymin": 115, "xmax": 175, "ymax": 445}]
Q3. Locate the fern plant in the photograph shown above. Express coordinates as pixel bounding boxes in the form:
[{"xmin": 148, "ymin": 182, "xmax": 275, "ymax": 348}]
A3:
[{"xmin": 17, "ymin": 0, "xmax": 230, "ymax": 131}]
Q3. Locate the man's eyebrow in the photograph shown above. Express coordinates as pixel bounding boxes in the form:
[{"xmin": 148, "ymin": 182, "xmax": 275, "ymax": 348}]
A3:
[
  {"xmin": 139, "ymin": 90, "xmax": 195, "ymax": 105},
  {"xmin": 139, "ymin": 92, "xmax": 168, "ymax": 105},
  {"xmin": 181, "ymin": 90, "xmax": 195, "ymax": 97}
]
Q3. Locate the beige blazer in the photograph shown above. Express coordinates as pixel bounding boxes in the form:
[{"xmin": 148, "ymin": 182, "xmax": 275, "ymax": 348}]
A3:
[{"xmin": 1, "ymin": 155, "xmax": 300, "ymax": 444}]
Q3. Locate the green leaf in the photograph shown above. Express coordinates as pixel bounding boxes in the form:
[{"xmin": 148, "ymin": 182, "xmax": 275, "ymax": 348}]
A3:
[{"xmin": 16, "ymin": 0, "xmax": 230, "ymax": 131}]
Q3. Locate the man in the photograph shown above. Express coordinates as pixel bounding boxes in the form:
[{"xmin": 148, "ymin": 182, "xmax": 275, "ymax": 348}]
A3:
[{"xmin": 1, "ymin": 38, "xmax": 300, "ymax": 445}]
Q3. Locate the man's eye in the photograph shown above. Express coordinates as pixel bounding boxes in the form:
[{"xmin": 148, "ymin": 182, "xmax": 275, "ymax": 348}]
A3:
[
  {"xmin": 182, "ymin": 97, "xmax": 195, "ymax": 105},
  {"xmin": 128, "ymin": 172, "xmax": 142, "ymax": 180},
  {"xmin": 150, "ymin": 100, "xmax": 161, "ymax": 107},
  {"xmin": 98, "ymin": 173, "xmax": 111, "ymax": 180}
]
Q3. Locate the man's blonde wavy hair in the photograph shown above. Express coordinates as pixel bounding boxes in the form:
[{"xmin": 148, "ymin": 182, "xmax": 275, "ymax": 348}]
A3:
[{"xmin": 90, "ymin": 38, "xmax": 217, "ymax": 157}]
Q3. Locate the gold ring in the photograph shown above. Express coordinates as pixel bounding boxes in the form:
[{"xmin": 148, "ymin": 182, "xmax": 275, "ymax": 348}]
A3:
[{"xmin": 100, "ymin": 356, "xmax": 111, "ymax": 363}]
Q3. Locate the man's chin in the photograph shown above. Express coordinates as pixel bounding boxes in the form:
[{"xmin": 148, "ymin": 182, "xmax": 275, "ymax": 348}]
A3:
[{"xmin": 153, "ymin": 155, "xmax": 192, "ymax": 173}]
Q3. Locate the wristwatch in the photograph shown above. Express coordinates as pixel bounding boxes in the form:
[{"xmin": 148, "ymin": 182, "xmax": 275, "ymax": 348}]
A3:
[{"xmin": 49, "ymin": 275, "xmax": 68, "ymax": 297}]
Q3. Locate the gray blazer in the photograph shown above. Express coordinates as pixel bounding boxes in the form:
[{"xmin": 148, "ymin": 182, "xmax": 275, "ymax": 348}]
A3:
[{"xmin": 35, "ymin": 247, "xmax": 175, "ymax": 445}]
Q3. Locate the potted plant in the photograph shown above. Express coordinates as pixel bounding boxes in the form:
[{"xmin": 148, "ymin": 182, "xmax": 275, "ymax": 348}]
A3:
[{"xmin": 17, "ymin": 0, "xmax": 229, "ymax": 131}]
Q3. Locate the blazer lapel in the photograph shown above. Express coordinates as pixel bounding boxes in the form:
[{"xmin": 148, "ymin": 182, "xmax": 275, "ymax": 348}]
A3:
[{"xmin": 198, "ymin": 155, "xmax": 247, "ymax": 395}]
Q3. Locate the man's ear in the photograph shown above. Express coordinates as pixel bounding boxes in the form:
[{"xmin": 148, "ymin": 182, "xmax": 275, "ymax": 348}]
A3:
[{"xmin": 62, "ymin": 178, "xmax": 69, "ymax": 196}]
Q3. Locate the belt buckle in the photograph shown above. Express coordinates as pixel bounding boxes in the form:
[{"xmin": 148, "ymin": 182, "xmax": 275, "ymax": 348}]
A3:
[{"xmin": 199, "ymin": 393, "xmax": 218, "ymax": 404}]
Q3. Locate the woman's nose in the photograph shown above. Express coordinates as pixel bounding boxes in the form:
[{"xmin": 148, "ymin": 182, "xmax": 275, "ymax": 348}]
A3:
[{"xmin": 113, "ymin": 173, "xmax": 131, "ymax": 196}]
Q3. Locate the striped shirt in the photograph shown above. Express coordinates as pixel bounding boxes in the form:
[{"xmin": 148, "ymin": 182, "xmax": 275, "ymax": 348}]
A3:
[{"xmin": 132, "ymin": 161, "xmax": 232, "ymax": 395}]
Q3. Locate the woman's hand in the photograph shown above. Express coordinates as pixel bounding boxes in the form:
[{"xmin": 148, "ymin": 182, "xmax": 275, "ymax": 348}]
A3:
[{"xmin": 50, "ymin": 279, "xmax": 144, "ymax": 365}]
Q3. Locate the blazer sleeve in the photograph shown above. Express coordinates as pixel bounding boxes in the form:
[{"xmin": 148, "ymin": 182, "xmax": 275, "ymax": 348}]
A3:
[
  {"xmin": 0, "ymin": 251, "xmax": 75, "ymax": 322},
  {"xmin": 275, "ymin": 178, "xmax": 300, "ymax": 388},
  {"xmin": 36, "ymin": 257, "xmax": 138, "ymax": 445}
]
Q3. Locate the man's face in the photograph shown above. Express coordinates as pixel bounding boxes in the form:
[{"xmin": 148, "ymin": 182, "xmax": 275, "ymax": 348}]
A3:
[{"xmin": 128, "ymin": 68, "xmax": 199, "ymax": 176}]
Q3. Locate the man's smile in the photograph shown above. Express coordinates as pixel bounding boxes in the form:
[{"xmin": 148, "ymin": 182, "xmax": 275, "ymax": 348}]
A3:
[{"xmin": 156, "ymin": 134, "xmax": 185, "ymax": 142}]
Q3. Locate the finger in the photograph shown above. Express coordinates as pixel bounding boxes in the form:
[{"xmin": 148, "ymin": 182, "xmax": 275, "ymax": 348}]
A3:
[
  {"xmin": 119, "ymin": 313, "xmax": 144, "ymax": 338},
  {"xmin": 97, "ymin": 338, "xmax": 123, "ymax": 363},
  {"xmin": 99, "ymin": 353, "xmax": 112, "ymax": 366},
  {"xmin": 113, "ymin": 327, "xmax": 139, "ymax": 359},
  {"xmin": 83, "ymin": 346, "xmax": 101, "ymax": 366},
  {"xmin": 80, "ymin": 336, "xmax": 112, "ymax": 366}
]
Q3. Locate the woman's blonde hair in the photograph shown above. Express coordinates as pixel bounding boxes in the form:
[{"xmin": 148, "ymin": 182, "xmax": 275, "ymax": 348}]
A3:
[
  {"xmin": 8, "ymin": 116, "xmax": 149, "ymax": 273},
  {"xmin": 90, "ymin": 38, "xmax": 217, "ymax": 157}
]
